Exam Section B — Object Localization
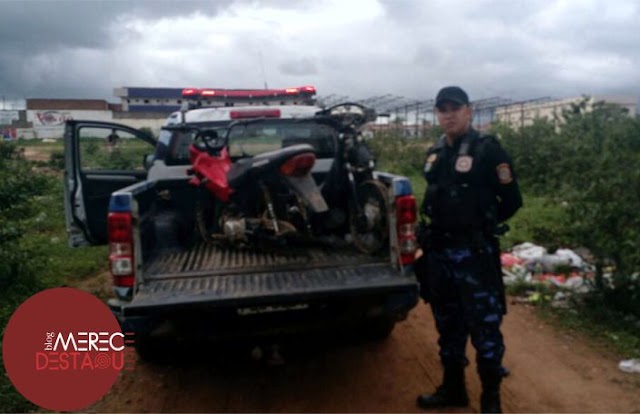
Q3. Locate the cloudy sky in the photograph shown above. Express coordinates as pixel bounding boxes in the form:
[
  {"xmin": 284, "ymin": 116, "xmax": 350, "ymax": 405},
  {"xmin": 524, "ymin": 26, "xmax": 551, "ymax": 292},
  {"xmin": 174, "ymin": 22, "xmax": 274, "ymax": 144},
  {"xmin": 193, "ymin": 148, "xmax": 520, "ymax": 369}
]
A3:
[{"xmin": 1, "ymin": 0, "xmax": 639, "ymax": 106}]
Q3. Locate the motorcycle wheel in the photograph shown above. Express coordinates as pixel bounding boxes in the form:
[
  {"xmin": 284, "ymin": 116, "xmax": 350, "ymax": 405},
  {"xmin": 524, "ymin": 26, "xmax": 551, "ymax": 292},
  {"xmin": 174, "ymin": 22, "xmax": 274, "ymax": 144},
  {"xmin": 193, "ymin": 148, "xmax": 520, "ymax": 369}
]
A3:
[
  {"xmin": 195, "ymin": 188, "xmax": 220, "ymax": 243},
  {"xmin": 349, "ymin": 180, "xmax": 389, "ymax": 254}
]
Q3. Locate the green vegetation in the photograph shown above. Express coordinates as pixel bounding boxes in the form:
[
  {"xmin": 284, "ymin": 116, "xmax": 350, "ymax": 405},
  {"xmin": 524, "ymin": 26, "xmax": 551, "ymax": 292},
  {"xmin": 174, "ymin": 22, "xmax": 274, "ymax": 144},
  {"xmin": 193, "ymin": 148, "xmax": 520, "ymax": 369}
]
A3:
[
  {"xmin": 498, "ymin": 100, "xmax": 640, "ymax": 320},
  {"xmin": 368, "ymin": 128, "xmax": 442, "ymax": 203},
  {"xmin": 79, "ymin": 137, "xmax": 153, "ymax": 170},
  {"xmin": 370, "ymin": 100, "xmax": 640, "ymax": 358},
  {"xmin": 1, "ymin": 105, "xmax": 638, "ymax": 410},
  {"xmin": 0, "ymin": 142, "xmax": 106, "ymax": 412}
]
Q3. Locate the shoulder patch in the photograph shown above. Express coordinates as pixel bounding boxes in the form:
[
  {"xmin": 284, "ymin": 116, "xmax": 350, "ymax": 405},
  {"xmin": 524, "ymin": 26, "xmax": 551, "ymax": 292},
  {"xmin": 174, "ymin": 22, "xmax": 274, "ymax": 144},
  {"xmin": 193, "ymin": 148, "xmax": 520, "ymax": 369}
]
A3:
[
  {"xmin": 496, "ymin": 163, "xmax": 513, "ymax": 184},
  {"xmin": 424, "ymin": 151, "xmax": 439, "ymax": 174}
]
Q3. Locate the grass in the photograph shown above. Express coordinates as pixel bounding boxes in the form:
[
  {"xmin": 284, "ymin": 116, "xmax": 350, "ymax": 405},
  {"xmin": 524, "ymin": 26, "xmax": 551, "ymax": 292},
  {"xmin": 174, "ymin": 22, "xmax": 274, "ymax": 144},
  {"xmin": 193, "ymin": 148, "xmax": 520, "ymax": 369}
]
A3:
[
  {"xmin": 373, "ymin": 132, "xmax": 640, "ymax": 361},
  {"xmin": 79, "ymin": 137, "xmax": 153, "ymax": 170},
  {"xmin": 0, "ymin": 159, "xmax": 107, "ymax": 413},
  {"xmin": 3, "ymin": 136, "xmax": 639, "ymax": 410},
  {"xmin": 20, "ymin": 177, "xmax": 109, "ymax": 282},
  {"xmin": 13, "ymin": 138, "xmax": 63, "ymax": 147}
]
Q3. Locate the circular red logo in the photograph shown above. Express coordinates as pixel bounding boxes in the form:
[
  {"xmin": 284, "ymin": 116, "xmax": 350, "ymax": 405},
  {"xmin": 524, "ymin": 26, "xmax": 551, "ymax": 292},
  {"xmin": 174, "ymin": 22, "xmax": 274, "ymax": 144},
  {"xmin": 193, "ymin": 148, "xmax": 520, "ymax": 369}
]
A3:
[{"xmin": 2, "ymin": 288, "xmax": 132, "ymax": 411}]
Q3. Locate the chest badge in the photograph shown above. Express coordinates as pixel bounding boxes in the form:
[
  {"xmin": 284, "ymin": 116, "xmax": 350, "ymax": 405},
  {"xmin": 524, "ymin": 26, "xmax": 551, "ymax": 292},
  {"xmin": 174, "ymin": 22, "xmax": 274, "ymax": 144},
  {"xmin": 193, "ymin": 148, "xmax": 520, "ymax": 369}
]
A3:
[
  {"xmin": 424, "ymin": 153, "xmax": 438, "ymax": 173},
  {"xmin": 455, "ymin": 155, "xmax": 473, "ymax": 173}
]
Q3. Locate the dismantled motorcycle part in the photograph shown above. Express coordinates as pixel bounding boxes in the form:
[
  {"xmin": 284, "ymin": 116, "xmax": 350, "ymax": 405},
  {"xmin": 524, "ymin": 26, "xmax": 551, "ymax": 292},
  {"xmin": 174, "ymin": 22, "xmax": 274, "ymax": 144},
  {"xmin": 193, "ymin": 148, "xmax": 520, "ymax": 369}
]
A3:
[
  {"xmin": 223, "ymin": 218, "xmax": 247, "ymax": 242},
  {"xmin": 350, "ymin": 180, "xmax": 390, "ymax": 254}
]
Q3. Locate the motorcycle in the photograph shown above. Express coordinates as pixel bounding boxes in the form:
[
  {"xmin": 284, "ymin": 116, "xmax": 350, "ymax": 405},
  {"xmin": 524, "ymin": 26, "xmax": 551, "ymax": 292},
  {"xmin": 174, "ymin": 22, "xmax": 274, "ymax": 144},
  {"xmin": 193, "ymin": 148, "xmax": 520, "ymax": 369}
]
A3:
[
  {"xmin": 186, "ymin": 124, "xmax": 328, "ymax": 248},
  {"xmin": 315, "ymin": 103, "xmax": 390, "ymax": 254}
]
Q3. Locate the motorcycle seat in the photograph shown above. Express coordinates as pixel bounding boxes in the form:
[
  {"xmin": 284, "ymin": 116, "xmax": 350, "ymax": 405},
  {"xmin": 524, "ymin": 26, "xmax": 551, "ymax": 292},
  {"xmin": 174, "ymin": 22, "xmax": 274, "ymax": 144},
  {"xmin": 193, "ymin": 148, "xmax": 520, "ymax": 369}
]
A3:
[{"xmin": 228, "ymin": 144, "xmax": 315, "ymax": 188}]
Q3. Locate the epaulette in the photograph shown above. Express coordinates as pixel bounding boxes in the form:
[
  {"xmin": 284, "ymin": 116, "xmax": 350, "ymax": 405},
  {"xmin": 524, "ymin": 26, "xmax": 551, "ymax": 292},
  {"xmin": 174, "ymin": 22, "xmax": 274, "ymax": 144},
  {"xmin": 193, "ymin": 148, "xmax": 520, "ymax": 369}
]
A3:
[
  {"xmin": 425, "ymin": 134, "xmax": 446, "ymax": 154},
  {"xmin": 473, "ymin": 133, "xmax": 500, "ymax": 160},
  {"xmin": 433, "ymin": 134, "xmax": 447, "ymax": 150},
  {"xmin": 478, "ymin": 132, "xmax": 499, "ymax": 144}
]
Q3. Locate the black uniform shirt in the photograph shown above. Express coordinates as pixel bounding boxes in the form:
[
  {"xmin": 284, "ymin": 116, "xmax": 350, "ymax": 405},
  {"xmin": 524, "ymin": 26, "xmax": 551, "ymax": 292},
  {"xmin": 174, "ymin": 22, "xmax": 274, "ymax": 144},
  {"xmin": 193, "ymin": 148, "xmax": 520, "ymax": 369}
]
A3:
[{"xmin": 421, "ymin": 129, "xmax": 522, "ymax": 234}]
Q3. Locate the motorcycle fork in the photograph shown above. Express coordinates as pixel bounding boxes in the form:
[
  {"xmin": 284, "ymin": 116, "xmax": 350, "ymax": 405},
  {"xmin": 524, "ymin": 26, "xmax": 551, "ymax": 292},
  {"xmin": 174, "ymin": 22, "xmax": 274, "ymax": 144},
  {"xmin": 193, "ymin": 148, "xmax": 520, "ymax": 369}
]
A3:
[
  {"xmin": 346, "ymin": 164, "xmax": 363, "ymax": 216},
  {"xmin": 295, "ymin": 194, "xmax": 313, "ymax": 236},
  {"xmin": 259, "ymin": 182, "xmax": 280, "ymax": 234}
]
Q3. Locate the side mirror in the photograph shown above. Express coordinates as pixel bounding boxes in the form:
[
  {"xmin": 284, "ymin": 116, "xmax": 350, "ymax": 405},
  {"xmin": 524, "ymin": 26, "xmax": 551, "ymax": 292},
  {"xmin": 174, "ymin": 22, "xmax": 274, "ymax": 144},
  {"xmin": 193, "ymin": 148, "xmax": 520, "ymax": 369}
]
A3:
[{"xmin": 143, "ymin": 154, "xmax": 155, "ymax": 170}]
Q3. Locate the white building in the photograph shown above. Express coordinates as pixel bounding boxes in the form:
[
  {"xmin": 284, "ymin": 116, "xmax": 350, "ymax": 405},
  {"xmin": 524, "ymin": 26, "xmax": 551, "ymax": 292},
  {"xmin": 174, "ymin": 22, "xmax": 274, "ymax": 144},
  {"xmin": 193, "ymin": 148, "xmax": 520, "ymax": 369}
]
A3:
[
  {"xmin": 20, "ymin": 99, "xmax": 167, "ymax": 139},
  {"xmin": 495, "ymin": 96, "xmax": 637, "ymax": 129}
]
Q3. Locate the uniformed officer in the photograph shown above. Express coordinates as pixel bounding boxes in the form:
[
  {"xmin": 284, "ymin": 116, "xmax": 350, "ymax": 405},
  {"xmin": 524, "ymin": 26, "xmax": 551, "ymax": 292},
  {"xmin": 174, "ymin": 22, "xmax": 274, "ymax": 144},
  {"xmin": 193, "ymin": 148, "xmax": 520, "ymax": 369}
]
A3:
[{"xmin": 415, "ymin": 86, "xmax": 522, "ymax": 413}]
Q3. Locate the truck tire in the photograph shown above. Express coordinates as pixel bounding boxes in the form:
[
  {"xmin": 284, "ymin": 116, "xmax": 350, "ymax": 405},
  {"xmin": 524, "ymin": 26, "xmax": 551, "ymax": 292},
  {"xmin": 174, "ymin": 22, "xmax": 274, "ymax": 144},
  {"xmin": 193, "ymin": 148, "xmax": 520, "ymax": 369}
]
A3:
[
  {"xmin": 350, "ymin": 180, "xmax": 389, "ymax": 254},
  {"xmin": 361, "ymin": 317, "xmax": 396, "ymax": 341},
  {"xmin": 134, "ymin": 334, "xmax": 178, "ymax": 363}
]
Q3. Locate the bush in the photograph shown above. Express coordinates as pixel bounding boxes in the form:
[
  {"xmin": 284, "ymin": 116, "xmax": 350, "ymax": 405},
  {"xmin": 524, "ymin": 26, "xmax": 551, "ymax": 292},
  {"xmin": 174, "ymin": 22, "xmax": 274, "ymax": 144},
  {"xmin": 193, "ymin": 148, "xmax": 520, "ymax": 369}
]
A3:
[
  {"xmin": 0, "ymin": 143, "xmax": 49, "ymax": 286},
  {"xmin": 139, "ymin": 127, "xmax": 155, "ymax": 139},
  {"xmin": 0, "ymin": 142, "xmax": 50, "ymax": 412},
  {"xmin": 49, "ymin": 150, "xmax": 65, "ymax": 170},
  {"xmin": 494, "ymin": 100, "xmax": 640, "ymax": 318},
  {"xmin": 368, "ymin": 132, "xmax": 433, "ymax": 177}
]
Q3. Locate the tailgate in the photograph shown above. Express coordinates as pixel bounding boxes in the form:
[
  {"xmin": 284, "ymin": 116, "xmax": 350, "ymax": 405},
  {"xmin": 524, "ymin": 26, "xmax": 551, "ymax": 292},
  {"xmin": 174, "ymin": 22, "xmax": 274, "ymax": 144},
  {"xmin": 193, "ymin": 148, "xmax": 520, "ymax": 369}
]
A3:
[{"xmin": 123, "ymin": 243, "xmax": 417, "ymax": 316}]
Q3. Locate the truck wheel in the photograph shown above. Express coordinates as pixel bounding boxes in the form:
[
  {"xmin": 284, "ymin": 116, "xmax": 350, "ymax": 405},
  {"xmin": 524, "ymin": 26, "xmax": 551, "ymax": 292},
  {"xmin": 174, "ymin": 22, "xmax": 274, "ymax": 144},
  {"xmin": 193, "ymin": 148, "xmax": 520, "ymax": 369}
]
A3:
[
  {"xmin": 361, "ymin": 317, "xmax": 396, "ymax": 341},
  {"xmin": 195, "ymin": 189, "xmax": 222, "ymax": 243},
  {"xmin": 134, "ymin": 335, "xmax": 177, "ymax": 363},
  {"xmin": 350, "ymin": 180, "xmax": 389, "ymax": 254}
]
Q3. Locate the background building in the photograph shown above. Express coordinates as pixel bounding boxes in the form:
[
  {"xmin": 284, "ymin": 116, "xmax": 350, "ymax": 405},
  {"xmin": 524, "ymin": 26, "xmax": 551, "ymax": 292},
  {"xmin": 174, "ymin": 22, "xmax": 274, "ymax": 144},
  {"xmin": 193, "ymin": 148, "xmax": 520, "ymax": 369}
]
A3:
[
  {"xmin": 0, "ymin": 97, "xmax": 170, "ymax": 139},
  {"xmin": 113, "ymin": 87, "xmax": 183, "ymax": 112},
  {"xmin": 495, "ymin": 95, "xmax": 637, "ymax": 129},
  {"xmin": 2, "ymin": 89, "xmax": 638, "ymax": 140}
]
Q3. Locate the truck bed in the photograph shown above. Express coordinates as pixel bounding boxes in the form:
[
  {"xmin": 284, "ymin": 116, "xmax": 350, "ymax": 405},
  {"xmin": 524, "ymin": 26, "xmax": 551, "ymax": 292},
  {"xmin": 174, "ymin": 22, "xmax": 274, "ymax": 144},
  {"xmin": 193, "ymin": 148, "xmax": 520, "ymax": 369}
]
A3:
[
  {"xmin": 144, "ymin": 242, "xmax": 385, "ymax": 279},
  {"xmin": 124, "ymin": 243, "xmax": 416, "ymax": 317}
]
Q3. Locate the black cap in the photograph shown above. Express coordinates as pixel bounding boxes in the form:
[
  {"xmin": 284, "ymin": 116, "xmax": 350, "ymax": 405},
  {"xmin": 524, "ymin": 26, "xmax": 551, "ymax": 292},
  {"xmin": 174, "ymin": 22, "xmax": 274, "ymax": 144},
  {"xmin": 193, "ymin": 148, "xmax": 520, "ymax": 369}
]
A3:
[{"xmin": 435, "ymin": 86, "xmax": 469, "ymax": 108}]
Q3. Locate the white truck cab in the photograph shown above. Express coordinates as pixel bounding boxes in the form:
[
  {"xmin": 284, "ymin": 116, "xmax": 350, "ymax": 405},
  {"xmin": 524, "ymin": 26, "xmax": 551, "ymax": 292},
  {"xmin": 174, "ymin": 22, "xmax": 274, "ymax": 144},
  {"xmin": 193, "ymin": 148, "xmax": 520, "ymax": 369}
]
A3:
[{"xmin": 150, "ymin": 86, "xmax": 323, "ymax": 180}]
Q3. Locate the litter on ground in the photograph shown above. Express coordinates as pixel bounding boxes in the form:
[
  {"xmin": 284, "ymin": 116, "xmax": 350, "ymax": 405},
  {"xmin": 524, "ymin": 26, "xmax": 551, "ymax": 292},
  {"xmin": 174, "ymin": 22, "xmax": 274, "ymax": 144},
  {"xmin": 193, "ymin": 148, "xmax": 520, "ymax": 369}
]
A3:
[
  {"xmin": 501, "ymin": 242, "xmax": 594, "ymax": 293},
  {"xmin": 618, "ymin": 359, "xmax": 640, "ymax": 374}
]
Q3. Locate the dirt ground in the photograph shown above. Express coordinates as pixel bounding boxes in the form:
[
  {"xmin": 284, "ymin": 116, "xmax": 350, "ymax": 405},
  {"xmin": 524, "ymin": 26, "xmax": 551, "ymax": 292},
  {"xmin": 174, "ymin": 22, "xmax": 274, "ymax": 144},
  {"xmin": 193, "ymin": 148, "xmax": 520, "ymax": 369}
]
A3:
[{"xmin": 83, "ymin": 271, "xmax": 640, "ymax": 413}]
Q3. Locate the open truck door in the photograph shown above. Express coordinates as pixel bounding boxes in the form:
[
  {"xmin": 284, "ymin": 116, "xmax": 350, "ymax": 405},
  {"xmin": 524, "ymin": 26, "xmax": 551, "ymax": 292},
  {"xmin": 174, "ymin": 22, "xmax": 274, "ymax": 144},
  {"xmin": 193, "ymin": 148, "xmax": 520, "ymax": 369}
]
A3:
[{"xmin": 64, "ymin": 120, "xmax": 156, "ymax": 247}]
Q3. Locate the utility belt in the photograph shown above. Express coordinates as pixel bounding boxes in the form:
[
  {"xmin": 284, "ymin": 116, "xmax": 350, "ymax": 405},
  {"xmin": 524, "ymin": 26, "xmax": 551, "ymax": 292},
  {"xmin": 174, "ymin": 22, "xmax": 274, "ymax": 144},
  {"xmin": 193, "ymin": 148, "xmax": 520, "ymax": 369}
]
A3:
[
  {"xmin": 421, "ymin": 227, "xmax": 497, "ymax": 253},
  {"xmin": 415, "ymin": 224, "xmax": 507, "ymax": 311}
]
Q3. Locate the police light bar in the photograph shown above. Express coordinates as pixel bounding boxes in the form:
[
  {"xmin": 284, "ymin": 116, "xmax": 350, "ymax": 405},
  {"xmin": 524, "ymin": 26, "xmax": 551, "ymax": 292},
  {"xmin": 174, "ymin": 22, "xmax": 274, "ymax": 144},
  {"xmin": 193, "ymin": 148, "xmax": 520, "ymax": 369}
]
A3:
[
  {"xmin": 181, "ymin": 86, "xmax": 316, "ymax": 99},
  {"xmin": 230, "ymin": 109, "xmax": 281, "ymax": 119},
  {"xmin": 182, "ymin": 88, "xmax": 199, "ymax": 97}
]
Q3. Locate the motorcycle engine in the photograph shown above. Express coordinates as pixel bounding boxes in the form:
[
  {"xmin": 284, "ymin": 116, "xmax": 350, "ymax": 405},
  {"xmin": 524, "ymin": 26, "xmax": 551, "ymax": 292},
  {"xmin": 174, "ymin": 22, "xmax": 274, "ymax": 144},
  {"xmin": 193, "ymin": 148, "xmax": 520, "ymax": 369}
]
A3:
[{"xmin": 222, "ymin": 218, "xmax": 247, "ymax": 242}]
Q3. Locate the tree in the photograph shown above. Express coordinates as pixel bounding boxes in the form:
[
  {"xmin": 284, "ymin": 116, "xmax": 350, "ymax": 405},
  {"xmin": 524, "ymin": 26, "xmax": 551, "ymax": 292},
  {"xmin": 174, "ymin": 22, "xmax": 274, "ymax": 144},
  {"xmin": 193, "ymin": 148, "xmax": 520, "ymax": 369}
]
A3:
[{"xmin": 494, "ymin": 101, "xmax": 640, "ymax": 316}]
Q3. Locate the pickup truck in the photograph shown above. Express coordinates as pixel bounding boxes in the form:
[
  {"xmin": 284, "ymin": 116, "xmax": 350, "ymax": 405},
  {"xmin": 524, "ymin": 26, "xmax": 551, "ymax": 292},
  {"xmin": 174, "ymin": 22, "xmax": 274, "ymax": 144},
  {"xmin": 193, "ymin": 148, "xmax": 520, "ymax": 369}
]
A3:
[{"xmin": 63, "ymin": 93, "xmax": 419, "ymax": 359}]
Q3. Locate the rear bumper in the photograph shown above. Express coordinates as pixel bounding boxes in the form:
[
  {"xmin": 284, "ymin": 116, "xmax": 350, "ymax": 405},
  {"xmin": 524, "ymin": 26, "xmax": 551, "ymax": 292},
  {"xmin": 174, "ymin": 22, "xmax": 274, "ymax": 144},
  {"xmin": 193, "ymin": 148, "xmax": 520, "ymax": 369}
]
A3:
[{"xmin": 109, "ymin": 263, "xmax": 418, "ymax": 337}]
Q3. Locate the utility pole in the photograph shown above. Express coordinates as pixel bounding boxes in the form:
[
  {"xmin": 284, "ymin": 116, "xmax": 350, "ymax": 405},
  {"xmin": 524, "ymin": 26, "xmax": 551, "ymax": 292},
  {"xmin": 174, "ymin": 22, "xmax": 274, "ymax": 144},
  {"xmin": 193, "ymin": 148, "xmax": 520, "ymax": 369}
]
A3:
[
  {"xmin": 415, "ymin": 103, "xmax": 420, "ymax": 138},
  {"xmin": 404, "ymin": 105, "xmax": 409, "ymax": 137}
]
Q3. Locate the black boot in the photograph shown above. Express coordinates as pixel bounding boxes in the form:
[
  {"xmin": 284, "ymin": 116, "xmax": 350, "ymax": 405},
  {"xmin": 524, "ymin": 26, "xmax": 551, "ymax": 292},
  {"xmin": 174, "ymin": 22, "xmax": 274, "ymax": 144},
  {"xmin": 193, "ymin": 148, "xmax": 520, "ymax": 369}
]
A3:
[
  {"xmin": 479, "ymin": 365, "xmax": 502, "ymax": 413},
  {"xmin": 417, "ymin": 364, "xmax": 469, "ymax": 409}
]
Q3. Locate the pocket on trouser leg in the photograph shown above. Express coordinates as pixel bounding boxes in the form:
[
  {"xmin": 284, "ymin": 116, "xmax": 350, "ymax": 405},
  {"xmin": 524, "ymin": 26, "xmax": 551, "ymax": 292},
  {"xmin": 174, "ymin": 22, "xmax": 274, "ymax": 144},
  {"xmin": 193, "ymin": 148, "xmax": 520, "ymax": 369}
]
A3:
[{"xmin": 470, "ymin": 290, "xmax": 505, "ymax": 364}]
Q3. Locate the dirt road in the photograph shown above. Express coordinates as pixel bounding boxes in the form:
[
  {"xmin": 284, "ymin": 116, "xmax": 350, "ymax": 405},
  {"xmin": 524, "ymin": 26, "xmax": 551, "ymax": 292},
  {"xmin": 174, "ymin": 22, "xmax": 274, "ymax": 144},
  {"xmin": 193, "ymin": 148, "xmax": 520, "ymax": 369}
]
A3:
[{"xmin": 86, "ymin": 283, "xmax": 640, "ymax": 413}]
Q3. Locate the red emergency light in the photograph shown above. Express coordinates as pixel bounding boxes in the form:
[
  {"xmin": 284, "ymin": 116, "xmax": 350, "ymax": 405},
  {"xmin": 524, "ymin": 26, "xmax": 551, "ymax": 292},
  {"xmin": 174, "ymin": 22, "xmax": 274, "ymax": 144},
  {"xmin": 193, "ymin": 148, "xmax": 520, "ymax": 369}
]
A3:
[
  {"xmin": 229, "ymin": 109, "xmax": 281, "ymax": 119},
  {"xmin": 181, "ymin": 86, "xmax": 317, "ymax": 99},
  {"xmin": 182, "ymin": 88, "xmax": 200, "ymax": 97}
]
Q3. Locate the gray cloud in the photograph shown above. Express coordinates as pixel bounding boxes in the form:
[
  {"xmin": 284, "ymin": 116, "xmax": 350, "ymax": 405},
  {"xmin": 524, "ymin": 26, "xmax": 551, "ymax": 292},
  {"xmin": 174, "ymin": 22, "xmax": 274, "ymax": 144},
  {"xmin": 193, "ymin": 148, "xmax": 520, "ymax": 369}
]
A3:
[
  {"xmin": 0, "ymin": 0, "xmax": 638, "ymax": 103},
  {"xmin": 0, "ymin": 1, "xmax": 230, "ymax": 52},
  {"xmin": 0, "ymin": 0, "xmax": 235, "ymax": 97},
  {"xmin": 278, "ymin": 58, "xmax": 318, "ymax": 76}
]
